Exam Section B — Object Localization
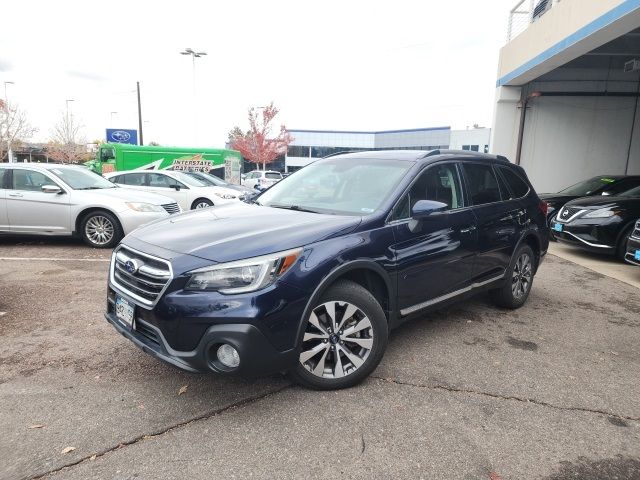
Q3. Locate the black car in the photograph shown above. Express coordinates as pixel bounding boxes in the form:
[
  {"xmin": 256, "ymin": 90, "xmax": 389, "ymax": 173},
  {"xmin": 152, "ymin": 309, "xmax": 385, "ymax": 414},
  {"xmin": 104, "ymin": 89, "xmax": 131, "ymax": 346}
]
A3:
[
  {"xmin": 540, "ymin": 175, "xmax": 640, "ymax": 228},
  {"xmin": 105, "ymin": 150, "xmax": 549, "ymax": 390},
  {"xmin": 551, "ymin": 185, "xmax": 640, "ymax": 260},
  {"xmin": 625, "ymin": 220, "xmax": 640, "ymax": 266}
]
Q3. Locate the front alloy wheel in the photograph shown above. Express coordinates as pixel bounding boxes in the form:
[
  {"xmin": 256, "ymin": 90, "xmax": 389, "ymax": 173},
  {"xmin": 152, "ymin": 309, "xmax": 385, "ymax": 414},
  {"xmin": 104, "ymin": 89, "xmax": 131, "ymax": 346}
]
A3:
[
  {"xmin": 289, "ymin": 280, "xmax": 387, "ymax": 390},
  {"xmin": 299, "ymin": 301, "xmax": 374, "ymax": 379},
  {"xmin": 80, "ymin": 211, "xmax": 123, "ymax": 248}
]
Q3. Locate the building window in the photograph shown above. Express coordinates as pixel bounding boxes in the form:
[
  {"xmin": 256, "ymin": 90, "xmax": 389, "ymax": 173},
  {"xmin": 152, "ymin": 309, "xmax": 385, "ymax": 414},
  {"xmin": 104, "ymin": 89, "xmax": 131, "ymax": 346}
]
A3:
[
  {"xmin": 462, "ymin": 145, "xmax": 480, "ymax": 152},
  {"xmin": 287, "ymin": 146, "xmax": 310, "ymax": 157}
]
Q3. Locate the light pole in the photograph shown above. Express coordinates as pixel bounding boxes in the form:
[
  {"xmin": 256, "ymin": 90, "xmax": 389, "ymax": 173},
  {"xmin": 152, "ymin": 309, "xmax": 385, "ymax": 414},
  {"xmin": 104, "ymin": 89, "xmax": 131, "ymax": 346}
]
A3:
[
  {"xmin": 4, "ymin": 81, "xmax": 15, "ymax": 162},
  {"xmin": 110, "ymin": 111, "xmax": 118, "ymax": 126},
  {"xmin": 180, "ymin": 47, "xmax": 207, "ymax": 143}
]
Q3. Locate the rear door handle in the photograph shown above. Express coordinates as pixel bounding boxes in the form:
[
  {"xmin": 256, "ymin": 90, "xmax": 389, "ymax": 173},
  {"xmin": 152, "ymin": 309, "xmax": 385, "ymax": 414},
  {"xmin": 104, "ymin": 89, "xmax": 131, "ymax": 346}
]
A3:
[
  {"xmin": 8, "ymin": 193, "xmax": 23, "ymax": 198},
  {"xmin": 460, "ymin": 226, "xmax": 477, "ymax": 234}
]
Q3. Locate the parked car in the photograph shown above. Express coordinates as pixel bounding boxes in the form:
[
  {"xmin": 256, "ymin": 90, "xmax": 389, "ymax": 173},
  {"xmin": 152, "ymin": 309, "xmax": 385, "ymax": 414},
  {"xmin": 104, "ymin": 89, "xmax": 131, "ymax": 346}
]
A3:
[
  {"xmin": 624, "ymin": 220, "xmax": 640, "ymax": 266},
  {"xmin": 0, "ymin": 164, "xmax": 179, "ymax": 248},
  {"xmin": 174, "ymin": 170, "xmax": 254, "ymax": 198},
  {"xmin": 551, "ymin": 185, "xmax": 640, "ymax": 260},
  {"xmin": 104, "ymin": 170, "xmax": 243, "ymax": 210},
  {"xmin": 104, "ymin": 150, "xmax": 549, "ymax": 390},
  {"xmin": 540, "ymin": 175, "xmax": 640, "ymax": 227},
  {"xmin": 242, "ymin": 170, "xmax": 282, "ymax": 190}
]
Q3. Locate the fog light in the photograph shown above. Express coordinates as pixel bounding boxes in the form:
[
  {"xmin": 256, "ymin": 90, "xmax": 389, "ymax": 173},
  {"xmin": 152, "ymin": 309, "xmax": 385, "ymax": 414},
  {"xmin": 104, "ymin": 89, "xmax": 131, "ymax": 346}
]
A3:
[{"xmin": 217, "ymin": 344, "xmax": 240, "ymax": 368}]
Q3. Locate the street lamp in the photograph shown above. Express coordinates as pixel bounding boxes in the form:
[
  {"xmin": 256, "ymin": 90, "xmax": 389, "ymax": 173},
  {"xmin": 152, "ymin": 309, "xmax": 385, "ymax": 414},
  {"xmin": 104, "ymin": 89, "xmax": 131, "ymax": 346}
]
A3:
[
  {"xmin": 66, "ymin": 99, "xmax": 75, "ymax": 123},
  {"xmin": 4, "ymin": 81, "xmax": 15, "ymax": 162},
  {"xmin": 180, "ymin": 47, "xmax": 207, "ymax": 143},
  {"xmin": 110, "ymin": 111, "xmax": 118, "ymax": 126}
]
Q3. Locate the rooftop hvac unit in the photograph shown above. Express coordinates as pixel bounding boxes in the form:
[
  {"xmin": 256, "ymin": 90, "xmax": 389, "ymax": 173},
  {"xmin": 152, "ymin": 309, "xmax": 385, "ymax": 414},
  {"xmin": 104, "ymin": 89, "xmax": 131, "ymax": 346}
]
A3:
[{"xmin": 624, "ymin": 58, "xmax": 640, "ymax": 73}]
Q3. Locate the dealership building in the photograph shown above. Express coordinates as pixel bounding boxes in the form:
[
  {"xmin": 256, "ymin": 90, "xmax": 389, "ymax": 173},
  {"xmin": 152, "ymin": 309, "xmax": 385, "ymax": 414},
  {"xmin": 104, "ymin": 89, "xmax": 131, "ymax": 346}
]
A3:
[
  {"xmin": 284, "ymin": 127, "xmax": 491, "ymax": 172},
  {"xmin": 492, "ymin": 0, "xmax": 640, "ymax": 192}
]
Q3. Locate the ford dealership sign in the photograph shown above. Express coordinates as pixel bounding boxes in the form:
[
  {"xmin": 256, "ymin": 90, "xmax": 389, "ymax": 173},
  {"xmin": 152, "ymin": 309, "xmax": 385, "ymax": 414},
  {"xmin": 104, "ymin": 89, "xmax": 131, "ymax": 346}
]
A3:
[{"xmin": 106, "ymin": 129, "xmax": 138, "ymax": 145}]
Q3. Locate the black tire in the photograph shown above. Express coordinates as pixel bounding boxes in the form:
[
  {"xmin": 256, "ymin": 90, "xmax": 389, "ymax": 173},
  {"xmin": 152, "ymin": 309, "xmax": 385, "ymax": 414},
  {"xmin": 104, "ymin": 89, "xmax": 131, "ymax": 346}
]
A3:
[
  {"xmin": 191, "ymin": 198, "xmax": 213, "ymax": 210},
  {"xmin": 489, "ymin": 244, "xmax": 535, "ymax": 309},
  {"xmin": 288, "ymin": 280, "xmax": 388, "ymax": 390},
  {"xmin": 615, "ymin": 225, "xmax": 634, "ymax": 262},
  {"xmin": 80, "ymin": 210, "xmax": 123, "ymax": 249}
]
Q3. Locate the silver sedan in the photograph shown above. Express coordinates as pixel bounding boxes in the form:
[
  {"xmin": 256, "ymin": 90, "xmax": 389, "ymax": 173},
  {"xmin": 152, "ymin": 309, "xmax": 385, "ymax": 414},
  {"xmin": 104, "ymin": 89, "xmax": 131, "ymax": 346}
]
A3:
[{"xmin": 0, "ymin": 164, "xmax": 181, "ymax": 248}]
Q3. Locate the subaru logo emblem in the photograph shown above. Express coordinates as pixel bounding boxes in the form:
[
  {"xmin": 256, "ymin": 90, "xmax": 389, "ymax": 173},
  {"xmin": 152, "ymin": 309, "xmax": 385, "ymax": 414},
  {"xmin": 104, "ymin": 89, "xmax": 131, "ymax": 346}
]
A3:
[
  {"xmin": 124, "ymin": 259, "xmax": 139, "ymax": 274},
  {"xmin": 111, "ymin": 130, "xmax": 131, "ymax": 142}
]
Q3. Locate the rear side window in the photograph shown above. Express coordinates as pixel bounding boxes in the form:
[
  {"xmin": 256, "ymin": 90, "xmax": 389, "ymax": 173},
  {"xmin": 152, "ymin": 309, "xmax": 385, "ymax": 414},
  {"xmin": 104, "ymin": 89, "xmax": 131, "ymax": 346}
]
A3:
[
  {"xmin": 497, "ymin": 166, "xmax": 530, "ymax": 199},
  {"xmin": 462, "ymin": 163, "xmax": 502, "ymax": 205}
]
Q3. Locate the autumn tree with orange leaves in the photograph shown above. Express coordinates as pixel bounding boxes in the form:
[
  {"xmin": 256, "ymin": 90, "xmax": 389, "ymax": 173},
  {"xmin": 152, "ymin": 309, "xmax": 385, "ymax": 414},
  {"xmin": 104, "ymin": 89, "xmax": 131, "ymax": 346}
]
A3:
[{"xmin": 228, "ymin": 103, "xmax": 293, "ymax": 171}]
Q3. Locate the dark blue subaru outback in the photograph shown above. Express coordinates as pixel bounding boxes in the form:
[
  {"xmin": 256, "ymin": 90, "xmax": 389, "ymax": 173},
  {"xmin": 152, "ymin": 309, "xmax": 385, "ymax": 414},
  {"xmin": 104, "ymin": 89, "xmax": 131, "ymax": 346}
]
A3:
[{"xmin": 105, "ymin": 150, "xmax": 549, "ymax": 390}]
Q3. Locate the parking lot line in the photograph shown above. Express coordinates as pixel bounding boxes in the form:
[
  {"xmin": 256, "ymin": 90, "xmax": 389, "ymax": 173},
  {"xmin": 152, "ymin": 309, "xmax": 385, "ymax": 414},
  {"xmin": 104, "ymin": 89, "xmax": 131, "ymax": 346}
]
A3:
[{"xmin": 0, "ymin": 257, "xmax": 111, "ymax": 262}]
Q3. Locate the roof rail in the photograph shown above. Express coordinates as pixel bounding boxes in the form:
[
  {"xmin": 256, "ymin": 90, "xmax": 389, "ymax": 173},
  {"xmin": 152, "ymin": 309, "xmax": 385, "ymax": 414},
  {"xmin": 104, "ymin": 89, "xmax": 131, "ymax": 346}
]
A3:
[
  {"xmin": 419, "ymin": 149, "xmax": 441, "ymax": 158},
  {"xmin": 321, "ymin": 149, "xmax": 359, "ymax": 159}
]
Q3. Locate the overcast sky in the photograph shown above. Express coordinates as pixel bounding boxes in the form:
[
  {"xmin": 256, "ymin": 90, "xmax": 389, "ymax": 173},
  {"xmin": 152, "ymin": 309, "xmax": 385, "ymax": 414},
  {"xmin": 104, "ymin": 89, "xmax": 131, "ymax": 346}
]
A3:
[{"xmin": 1, "ymin": 0, "xmax": 514, "ymax": 147}]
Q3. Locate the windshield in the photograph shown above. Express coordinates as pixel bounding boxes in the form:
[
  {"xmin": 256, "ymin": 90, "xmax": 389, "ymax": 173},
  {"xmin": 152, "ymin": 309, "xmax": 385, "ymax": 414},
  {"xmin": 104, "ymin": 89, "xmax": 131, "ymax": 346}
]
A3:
[
  {"xmin": 170, "ymin": 171, "xmax": 207, "ymax": 187},
  {"xmin": 620, "ymin": 185, "xmax": 640, "ymax": 197},
  {"xmin": 188, "ymin": 172, "xmax": 228, "ymax": 187},
  {"xmin": 558, "ymin": 177, "xmax": 618, "ymax": 196},
  {"xmin": 256, "ymin": 158, "xmax": 412, "ymax": 215},
  {"xmin": 50, "ymin": 167, "xmax": 116, "ymax": 190}
]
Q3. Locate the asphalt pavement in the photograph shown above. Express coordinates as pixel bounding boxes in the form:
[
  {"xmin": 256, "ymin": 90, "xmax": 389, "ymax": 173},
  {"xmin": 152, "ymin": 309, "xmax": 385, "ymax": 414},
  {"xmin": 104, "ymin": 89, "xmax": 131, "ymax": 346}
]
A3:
[{"xmin": 1, "ymin": 237, "xmax": 639, "ymax": 480}]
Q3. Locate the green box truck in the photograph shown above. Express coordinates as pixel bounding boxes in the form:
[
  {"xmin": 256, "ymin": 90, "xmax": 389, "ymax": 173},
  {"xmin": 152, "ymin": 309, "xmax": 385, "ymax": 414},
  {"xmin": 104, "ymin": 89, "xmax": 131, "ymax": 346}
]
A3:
[{"xmin": 86, "ymin": 143, "xmax": 242, "ymax": 179}]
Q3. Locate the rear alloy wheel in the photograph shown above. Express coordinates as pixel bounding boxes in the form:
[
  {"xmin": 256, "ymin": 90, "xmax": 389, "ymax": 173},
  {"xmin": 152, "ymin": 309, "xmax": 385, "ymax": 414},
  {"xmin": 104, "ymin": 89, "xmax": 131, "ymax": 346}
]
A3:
[
  {"xmin": 289, "ymin": 280, "xmax": 387, "ymax": 390},
  {"xmin": 80, "ymin": 211, "xmax": 122, "ymax": 248},
  {"xmin": 489, "ymin": 244, "xmax": 535, "ymax": 309},
  {"xmin": 192, "ymin": 198, "xmax": 213, "ymax": 210}
]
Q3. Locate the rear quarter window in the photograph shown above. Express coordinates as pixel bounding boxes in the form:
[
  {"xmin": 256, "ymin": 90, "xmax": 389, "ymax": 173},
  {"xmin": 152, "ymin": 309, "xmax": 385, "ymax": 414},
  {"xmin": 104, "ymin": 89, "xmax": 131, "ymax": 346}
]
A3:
[{"xmin": 497, "ymin": 166, "xmax": 530, "ymax": 199}]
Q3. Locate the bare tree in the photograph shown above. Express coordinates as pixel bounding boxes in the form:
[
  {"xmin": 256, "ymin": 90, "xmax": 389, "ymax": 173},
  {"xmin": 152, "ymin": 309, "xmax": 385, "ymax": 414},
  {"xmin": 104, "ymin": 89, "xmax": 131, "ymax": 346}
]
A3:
[
  {"xmin": 0, "ymin": 99, "xmax": 38, "ymax": 161},
  {"xmin": 46, "ymin": 110, "xmax": 92, "ymax": 163}
]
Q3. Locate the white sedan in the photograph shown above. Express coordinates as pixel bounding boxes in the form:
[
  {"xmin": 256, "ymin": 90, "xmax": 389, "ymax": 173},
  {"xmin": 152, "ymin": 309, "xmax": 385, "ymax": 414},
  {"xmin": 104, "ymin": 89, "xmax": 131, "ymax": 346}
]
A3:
[
  {"xmin": 104, "ymin": 170, "xmax": 243, "ymax": 210},
  {"xmin": 0, "ymin": 164, "xmax": 180, "ymax": 248}
]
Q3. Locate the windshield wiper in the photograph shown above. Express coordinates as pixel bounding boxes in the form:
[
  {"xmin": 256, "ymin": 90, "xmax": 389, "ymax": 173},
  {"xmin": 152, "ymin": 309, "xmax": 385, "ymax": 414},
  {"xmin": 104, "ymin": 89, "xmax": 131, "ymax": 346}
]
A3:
[{"xmin": 270, "ymin": 204, "xmax": 321, "ymax": 214}]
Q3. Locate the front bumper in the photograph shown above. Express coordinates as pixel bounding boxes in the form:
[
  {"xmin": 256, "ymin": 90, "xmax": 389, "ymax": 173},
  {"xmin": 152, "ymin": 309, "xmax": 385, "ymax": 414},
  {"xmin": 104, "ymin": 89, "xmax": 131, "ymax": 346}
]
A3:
[
  {"xmin": 551, "ymin": 219, "xmax": 619, "ymax": 254},
  {"xmin": 625, "ymin": 236, "xmax": 640, "ymax": 266},
  {"xmin": 105, "ymin": 309, "xmax": 296, "ymax": 376},
  {"xmin": 117, "ymin": 209, "xmax": 171, "ymax": 236}
]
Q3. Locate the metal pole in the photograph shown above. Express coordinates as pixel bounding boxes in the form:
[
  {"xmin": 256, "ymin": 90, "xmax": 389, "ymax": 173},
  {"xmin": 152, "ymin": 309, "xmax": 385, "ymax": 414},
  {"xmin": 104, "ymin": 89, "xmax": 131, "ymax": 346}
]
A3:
[
  {"xmin": 4, "ymin": 81, "xmax": 14, "ymax": 163},
  {"xmin": 137, "ymin": 81, "xmax": 144, "ymax": 146}
]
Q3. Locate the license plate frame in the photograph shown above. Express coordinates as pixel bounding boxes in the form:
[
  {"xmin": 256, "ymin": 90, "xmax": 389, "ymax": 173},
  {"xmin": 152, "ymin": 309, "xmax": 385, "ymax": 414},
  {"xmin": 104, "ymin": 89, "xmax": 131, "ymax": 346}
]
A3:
[
  {"xmin": 115, "ymin": 295, "xmax": 135, "ymax": 329},
  {"xmin": 553, "ymin": 222, "xmax": 563, "ymax": 233}
]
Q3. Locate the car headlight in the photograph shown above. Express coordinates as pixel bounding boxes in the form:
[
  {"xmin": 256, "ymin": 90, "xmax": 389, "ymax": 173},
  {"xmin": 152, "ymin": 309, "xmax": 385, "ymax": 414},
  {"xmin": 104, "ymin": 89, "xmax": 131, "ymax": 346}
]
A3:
[
  {"xmin": 583, "ymin": 208, "xmax": 618, "ymax": 218},
  {"xmin": 214, "ymin": 193, "xmax": 236, "ymax": 199},
  {"xmin": 125, "ymin": 202, "xmax": 165, "ymax": 213},
  {"xmin": 185, "ymin": 248, "xmax": 302, "ymax": 294}
]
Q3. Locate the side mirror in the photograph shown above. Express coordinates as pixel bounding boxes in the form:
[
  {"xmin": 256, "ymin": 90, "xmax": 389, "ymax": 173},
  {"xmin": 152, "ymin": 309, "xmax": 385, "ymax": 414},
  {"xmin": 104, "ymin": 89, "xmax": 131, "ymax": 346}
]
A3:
[
  {"xmin": 411, "ymin": 200, "xmax": 448, "ymax": 220},
  {"xmin": 172, "ymin": 184, "xmax": 181, "ymax": 191},
  {"xmin": 42, "ymin": 185, "xmax": 62, "ymax": 194}
]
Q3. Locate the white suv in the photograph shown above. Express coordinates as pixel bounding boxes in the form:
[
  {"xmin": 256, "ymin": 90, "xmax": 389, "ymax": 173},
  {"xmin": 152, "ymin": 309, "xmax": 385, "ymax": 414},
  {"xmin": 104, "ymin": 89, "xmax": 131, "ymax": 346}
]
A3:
[
  {"xmin": 242, "ymin": 170, "xmax": 282, "ymax": 190},
  {"xmin": 105, "ymin": 170, "xmax": 243, "ymax": 210}
]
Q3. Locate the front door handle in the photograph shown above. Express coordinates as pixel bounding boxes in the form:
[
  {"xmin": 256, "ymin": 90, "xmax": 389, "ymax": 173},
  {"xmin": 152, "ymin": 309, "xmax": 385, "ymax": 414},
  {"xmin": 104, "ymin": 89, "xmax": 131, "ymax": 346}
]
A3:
[
  {"xmin": 8, "ymin": 193, "xmax": 23, "ymax": 198},
  {"xmin": 460, "ymin": 226, "xmax": 477, "ymax": 234}
]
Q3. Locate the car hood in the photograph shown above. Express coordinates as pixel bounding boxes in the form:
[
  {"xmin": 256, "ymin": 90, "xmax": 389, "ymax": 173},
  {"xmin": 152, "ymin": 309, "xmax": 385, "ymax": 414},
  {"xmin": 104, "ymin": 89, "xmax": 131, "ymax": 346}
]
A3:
[
  {"xmin": 127, "ymin": 203, "xmax": 362, "ymax": 263},
  {"xmin": 564, "ymin": 195, "xmax": 640, "ymax": 210},
  {"xmin": 81, "ymin": 187, "xmax": 175, "ymax": 205}
]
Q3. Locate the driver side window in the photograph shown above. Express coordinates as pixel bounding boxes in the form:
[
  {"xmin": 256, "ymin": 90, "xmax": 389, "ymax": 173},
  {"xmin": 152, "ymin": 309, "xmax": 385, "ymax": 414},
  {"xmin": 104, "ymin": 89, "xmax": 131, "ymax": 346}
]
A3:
[{"xmin": 392, "ymin": 164, "xmax": 464, "ymax": 221}]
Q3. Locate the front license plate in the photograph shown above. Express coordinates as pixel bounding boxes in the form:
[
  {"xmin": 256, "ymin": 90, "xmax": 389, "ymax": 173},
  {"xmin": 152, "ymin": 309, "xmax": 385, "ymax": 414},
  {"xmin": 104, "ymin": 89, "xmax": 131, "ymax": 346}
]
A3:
[
  {"xmin": 553, "ymin": 222, "xmax": 563, "ymax": 232},
  {"xmin": 115, "ymin": 295, "xmax": 135, "ymax": 328},
  {"xmin": 635, "ymin": 250, "xmax": 640, "ymax": 261}
]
